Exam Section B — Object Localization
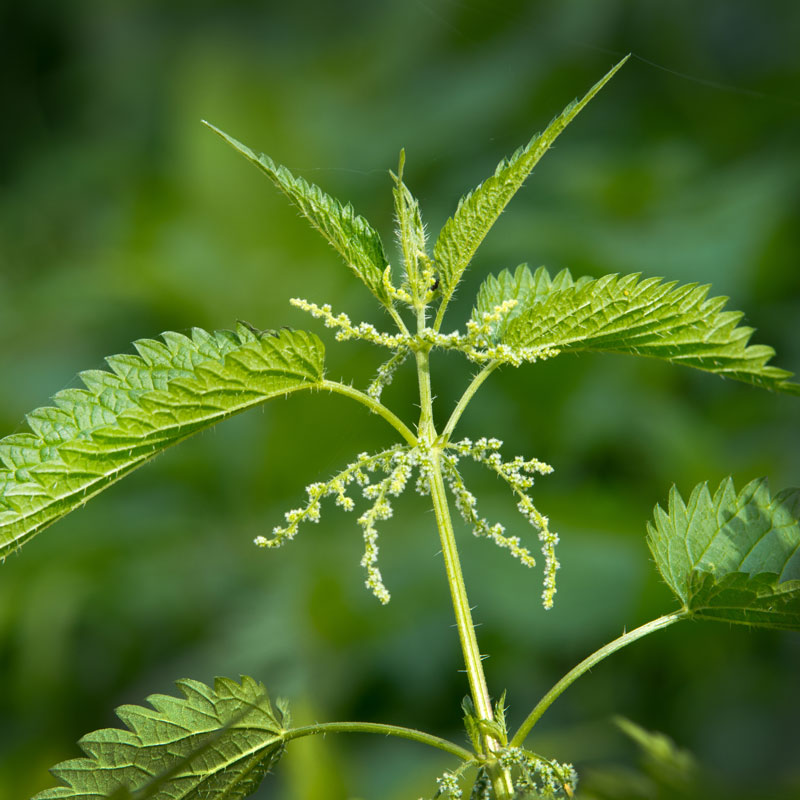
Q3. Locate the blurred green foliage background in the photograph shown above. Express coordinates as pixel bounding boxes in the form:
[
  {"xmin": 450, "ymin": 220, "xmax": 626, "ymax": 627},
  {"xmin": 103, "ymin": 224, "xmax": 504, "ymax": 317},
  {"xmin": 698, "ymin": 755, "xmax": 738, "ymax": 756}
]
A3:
[{"xmin": 1, "ymin": 1, "xmax": 799, "ymax": 798}]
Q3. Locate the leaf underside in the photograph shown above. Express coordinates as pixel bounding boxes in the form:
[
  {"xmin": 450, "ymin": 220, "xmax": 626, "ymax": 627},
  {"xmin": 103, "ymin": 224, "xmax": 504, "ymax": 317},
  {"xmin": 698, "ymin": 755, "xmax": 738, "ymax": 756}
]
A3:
[
  {"xmin": 433, "ymin": 56, "xmax": 628, "ymax": 312},
  {"xmin": 479, "ymin": 264, "xmax": 798, "ymax": 393},
  {"xmin": 0, "ymin": 325, "xmax": 324, "ymax": 560},
  {"xmin": 204, "ymin": 121, "xmax": 392, "ymax": 306},
  {"xmin": 647, "ymin": 478, "xmax": 800, "ymax": 629},
  {"xmin": 33, "ymin": 676, "xmax": 286, "ymax": 800}
]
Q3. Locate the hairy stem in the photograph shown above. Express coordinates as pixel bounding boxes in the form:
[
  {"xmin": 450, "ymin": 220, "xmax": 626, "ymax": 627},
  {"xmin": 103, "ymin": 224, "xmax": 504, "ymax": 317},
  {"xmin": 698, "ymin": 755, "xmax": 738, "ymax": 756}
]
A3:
[
  {"xmin": 428, "ymin": 454, "xmax": 493, "ymax": 720},
  {"xmin": 321, "ymin": 379, "xmax": 417, "ymax": 446},
  {"xmin": 415, "ymin": 341, "xmax": 514, "ymax": 798},
  {"xmin": 441, "ymin": 360, "xmax": 501, "ymax": 441},
  {"xmin": 283, "ymin": 721, "xmax": 474, "ymax": 761},
  {"xmin": 511, "ymin": 611, "xmax": 688, "ymax": 747}
]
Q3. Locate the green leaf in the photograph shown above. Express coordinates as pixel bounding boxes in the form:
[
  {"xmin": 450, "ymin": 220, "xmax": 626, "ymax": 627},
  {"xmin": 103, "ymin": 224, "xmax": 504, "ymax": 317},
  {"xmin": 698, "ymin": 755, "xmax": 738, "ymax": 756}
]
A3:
[
  {"xmin": 391, "ymin": 149, "xmax": 429, "ymax": 303},
  {"xmin": 432, "ymin": 56, "xmax": 628, "ymax": 319},
  {"xmin": 501, "ymin": 267, "xmax": 798, "ymax": 393},
  {"xmin": 33, "ymin": 676, "xmax": 286, "ymax": 799},
  {"xmin": 647, "ymin": 478, "xmax": 800, "ymax": 630},
  {"xmin": 204, "ymin": 121, "xmax": 393, "ymax": 306},
  {"xmin": 472, "ymin": 264, "xmax": 585, "ymax": 340},
  {"xmin": 0, "ymin": 325, "xmax": 324, "ymax": 559}
]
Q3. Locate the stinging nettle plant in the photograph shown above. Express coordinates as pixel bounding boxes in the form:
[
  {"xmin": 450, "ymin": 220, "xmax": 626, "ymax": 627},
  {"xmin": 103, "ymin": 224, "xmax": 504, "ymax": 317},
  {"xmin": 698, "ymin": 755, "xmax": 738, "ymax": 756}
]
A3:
[{"xmin": 4, "ymin": 56, "xmax": 800, "ymax": 799}]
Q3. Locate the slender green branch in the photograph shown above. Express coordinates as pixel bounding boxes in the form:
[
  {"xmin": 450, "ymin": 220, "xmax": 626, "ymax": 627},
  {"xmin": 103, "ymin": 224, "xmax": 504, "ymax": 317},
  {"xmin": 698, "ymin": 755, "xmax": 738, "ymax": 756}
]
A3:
[
  {"xmin": 432, "ymin": 294, "xmax": 450, "ymax": 334},
  {"xmin": 321, "ymin": 379, "xmax": 417, "ymax": 445},
  {"xmin": 388, "ymin": 304, "xmax": 412, "ymax": 338},
  {"xmin": 283, "ymin": 721, "xmax": 474, "ymax": 762},
  {"xmin": 441, "ymin": 361, "xmax": 501, "ymax": 441},
  {"xmin": 511, "ymin": 611, "xmax": 688, "ymax": 747}
]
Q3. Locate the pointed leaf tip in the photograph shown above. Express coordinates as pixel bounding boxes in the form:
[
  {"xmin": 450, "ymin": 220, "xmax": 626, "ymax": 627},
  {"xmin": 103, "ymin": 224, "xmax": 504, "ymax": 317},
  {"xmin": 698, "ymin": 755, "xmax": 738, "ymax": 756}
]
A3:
[
  {"xmin": 206, "ymin": 123, "xmax": 393, "ymax": 306},
  {"xmin": 433, "ymin": 58, "xmax": 628, "ymax": 323}
]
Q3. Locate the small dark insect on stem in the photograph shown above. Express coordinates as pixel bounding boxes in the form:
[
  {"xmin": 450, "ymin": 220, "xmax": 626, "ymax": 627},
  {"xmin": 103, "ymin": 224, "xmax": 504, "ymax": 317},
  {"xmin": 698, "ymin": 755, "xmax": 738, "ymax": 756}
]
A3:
[{"xmin": 237, "ymin": 320, "xmax": 293, "ymax": 338}]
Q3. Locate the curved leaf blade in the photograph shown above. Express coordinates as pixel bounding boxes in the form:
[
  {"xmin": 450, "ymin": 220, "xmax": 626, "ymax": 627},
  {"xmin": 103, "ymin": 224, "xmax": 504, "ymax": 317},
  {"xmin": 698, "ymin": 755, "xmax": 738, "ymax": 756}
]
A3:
[
  {"xmin": 472, "ymin": 264, "xmax": 587, "ymax": 340},
  {"xmin": 204, "ymin": 121, "xmax": 392, "ymax": 306},
  {"xmin": 0, "ymin": 326, "xmax": 324, "ymax": 559},
  {"xmin": 33, "ymin": 676, "xmax": 286, "ymax": 800},
  {"xmin": 647, "ymin": 478, "xmax": 800, "ymax": 629},
  {"xmin": 433, "ymin": 57, "xmax": 628, "ymax": 316},
  {"xmin": 502, "ymin": 268, "xmax": 798, "ymax": 393}
]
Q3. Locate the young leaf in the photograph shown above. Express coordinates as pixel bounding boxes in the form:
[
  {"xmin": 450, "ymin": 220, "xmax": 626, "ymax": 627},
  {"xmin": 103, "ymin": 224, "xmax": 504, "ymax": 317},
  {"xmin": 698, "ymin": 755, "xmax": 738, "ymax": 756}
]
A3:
[
  {"xmin": 33, "ymin": 676, "xmax": 286, "ymax": 800},
  {"xmin": 391, "ymin": 149, "xmax": 429, "ymax": 303},
  {"xmin": 501, "ymin": 268, "xmax": 799, "ymax": 393},
  {"xmin": 647, "ymin": 478, "xmax": 800, "ymax": 630},
  {"xmin": 0, "ymin": 326, "xmax": 324, "ymax": 559},
  {"xmin": 432, "ymin": 56, "xmax": 628, "ymax": 321},
  {"xmin": 204, "ymin": 121, "xmax": 393, "ymax": 306}
]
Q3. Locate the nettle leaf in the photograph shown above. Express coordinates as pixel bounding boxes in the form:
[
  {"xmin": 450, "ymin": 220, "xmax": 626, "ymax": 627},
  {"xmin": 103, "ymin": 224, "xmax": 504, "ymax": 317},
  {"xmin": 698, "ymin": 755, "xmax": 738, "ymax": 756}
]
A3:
[
  {"xmin": 0, "ymin": 325, "xmax": 324, "ymax": 559},
  {"xmin": 501, "ymin": 268, "xmax": 799, "ymax": 392},
  {"xmin": 472, "ymin": 264, "xmax": 586, "ymax": 339},
  {"xmin": 205, "ymin": 122, "xmax": 393, "ymax": 306},
  {"xmin": 647, "ymin": 478, "xmax": 800, "ymax": 630},
  {"xmin": 34, "ymin": 676, "xmax": 286, "ymax": 800},
  {"xmin": 392, "ymin": 149, "xmax": 429, "ymax": 301},
  {"xmin": 433, "ymin": 57, "xmax": 627, "ymax": 315}
]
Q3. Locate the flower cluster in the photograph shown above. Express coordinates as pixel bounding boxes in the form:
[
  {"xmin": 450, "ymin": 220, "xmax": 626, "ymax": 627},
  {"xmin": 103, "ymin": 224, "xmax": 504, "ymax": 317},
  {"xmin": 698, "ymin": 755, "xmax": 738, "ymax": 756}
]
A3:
[
  {"xmin": 467, "ymin": 768, "xmax": 492, "ymax": 800},
  {"xmin": 257, "ymin": 445, "xmax": 429, "ymax": 604},
  {"xmin": 465, "ymin": 298, "xmax": 520, "ymax": 345},
  {"xmin": 257, "ymin": 436, "xmax": 559, "ymax": 608},
  {"xmin": 445, "ymin": 437, "xmax": 560, "ymax": 610},
  {"xmin": 497, "ymin": 747, "xmax": 577, "ymax": 799},
  {"xmin": 367, "ymin": 347, "xmax": 410, "ymax": 401},
  {"xmin": 434, "ymin": 770, "xmax": 463, "ymax": 799},
  {"xmin": 357, "ymin": 453, "xmax": 414, "ymax": 603},
  {"xmin": 290, "ymin": 298, "xmax": 409, "ymax": 348},
  {"xmin": 463, "ymin": 300, "xmax": 561, "ymax": 366},
  {"xmin": 467, "ymin": 341, "xmax": 560, "ymax": 367},
  {"xmin": 398, "ymin": 300, "xmax": 561, "ymax": 367}
]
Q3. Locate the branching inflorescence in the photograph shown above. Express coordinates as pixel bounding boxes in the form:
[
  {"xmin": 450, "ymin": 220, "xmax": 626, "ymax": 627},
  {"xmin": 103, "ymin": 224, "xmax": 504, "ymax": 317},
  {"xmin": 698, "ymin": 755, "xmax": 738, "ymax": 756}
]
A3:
[
  {"xmin": 290, "ymin": 296, "xmax": 561, "ymax": 368},
  {"xmin": 259, "ymin": 435, "xmax": 558, "ymax": 608}
]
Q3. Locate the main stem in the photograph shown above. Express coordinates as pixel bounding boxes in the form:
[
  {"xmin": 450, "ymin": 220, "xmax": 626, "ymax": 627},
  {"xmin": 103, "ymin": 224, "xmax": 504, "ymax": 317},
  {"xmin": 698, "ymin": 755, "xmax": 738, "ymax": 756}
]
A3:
[{"xmin": 415, "ymin": 335, "xmax": 514, "ymax": 798}]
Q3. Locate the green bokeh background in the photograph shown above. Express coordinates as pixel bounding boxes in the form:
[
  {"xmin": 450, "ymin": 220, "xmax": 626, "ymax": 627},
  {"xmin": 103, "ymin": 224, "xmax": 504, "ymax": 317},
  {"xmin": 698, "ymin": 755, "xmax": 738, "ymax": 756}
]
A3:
[{"xmin": 1, "ymin": 2, "xmax": 799, "ymax": 798}]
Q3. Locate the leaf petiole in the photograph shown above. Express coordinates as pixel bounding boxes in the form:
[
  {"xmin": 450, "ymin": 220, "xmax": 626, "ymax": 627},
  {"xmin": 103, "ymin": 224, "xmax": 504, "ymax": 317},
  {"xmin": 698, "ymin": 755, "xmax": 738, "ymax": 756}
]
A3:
[
  {"xmin": 321, "ymin": 379, "xmax": 418, "ymax": 445},
  {"xmin": 441, "ymin": 360, "xmax": 501, "ymax": 442},
  {"xmin": 510, "ymin": 611, "xmax": 688, "ymax": 748},
  {"xmin": 283, "ymin": 721, "xmax": 474, "ymax": 761}
]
